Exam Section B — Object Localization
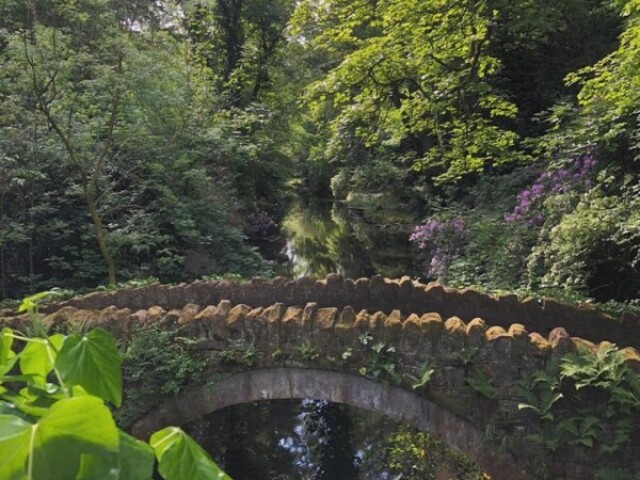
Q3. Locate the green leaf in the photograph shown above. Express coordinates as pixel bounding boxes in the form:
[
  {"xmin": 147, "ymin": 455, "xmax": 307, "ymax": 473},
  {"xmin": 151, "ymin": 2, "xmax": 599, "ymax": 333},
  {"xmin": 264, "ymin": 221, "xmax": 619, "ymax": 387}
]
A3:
[
  {"xmin": 150, "ymin": 426, "xmax": 232, "ymax": 480},
  {"xmin": 19, "ymin": 336, "xmax": 65, "ymax": 385},
  {"xmin": 55, "ymin": 329, "xmax": 122, "ymax": 406},
  {"xmin": 0, "ymin": 328, "xmax": 17, "ymax": 377},
  {"xmin": 119, "ymin": 431, "xmax": 154, "ymax": 480},
  {"xmin": 32, "ymin": 396, "xmax": 119, "ymax": 480},
  {"xmin": 0, "ymin": 414, "xmax": 32, "ymax": 479}
]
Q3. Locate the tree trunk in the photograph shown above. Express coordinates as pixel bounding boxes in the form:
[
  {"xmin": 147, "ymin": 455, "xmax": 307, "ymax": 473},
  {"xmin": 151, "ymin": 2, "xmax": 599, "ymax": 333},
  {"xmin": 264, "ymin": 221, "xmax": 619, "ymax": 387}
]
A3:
[
  {"xmin": 0, "ymin": 190, "xmax": 5, "ymax": 298},
  {"xmin": 84, "ymin": 186, "xmax": 116, "ymax": 285}
]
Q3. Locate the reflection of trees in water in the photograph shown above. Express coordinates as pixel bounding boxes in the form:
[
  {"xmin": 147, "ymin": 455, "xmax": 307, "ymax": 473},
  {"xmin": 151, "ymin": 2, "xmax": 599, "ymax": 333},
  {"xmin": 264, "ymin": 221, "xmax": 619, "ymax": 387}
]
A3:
[
  {"xmin": 281, "ymin": 200, "xmax": 418, "ymax": 279},
  {"xmin": 184, "ymin": 400, "xmax": 486, "ymax": 480}
]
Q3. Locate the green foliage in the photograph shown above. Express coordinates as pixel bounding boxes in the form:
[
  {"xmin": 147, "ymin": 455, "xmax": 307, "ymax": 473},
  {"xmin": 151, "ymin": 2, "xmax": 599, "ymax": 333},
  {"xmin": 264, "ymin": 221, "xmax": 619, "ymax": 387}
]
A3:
[
  {"xmin": 0, "ymin": 298, "xmax": 229, "ymax": 479},
  {"xmin": 293, "ymin": 0, "xmax": 525, "ymax": 186},
  {"xmin": 528, "ymin": 190, "xmax": 640, "ymax": 301},
  {"xmin": 405, "ymin": 362, "xmax": 435, "ymax": 391},
  {"xmin": 358, "ymin": 333, "xmax": 399, "ymax": 382},
  {"xmin": 594, "ymin": 467, "xmax": 637, "ymax": 480},
  {"xmin": 116, "ymin": 325, "xmax": 207, "ymax": 429},
  {"xmin": 151, "ymin": 427, "xmax": 231, "ymax": 480},
  {"xmin": 465, "ymin": 369, "xmax": 497, "ymax": 399},
  {"xmin": 517, "ymin": 345, "xmax": 640, "ymax": 465},
  {"xmin": 381, "ymin": 428, "xmax": 488, "ymax": 480},
  {"xmin": 297, "ymin": 340, "xmax": 320, "ymax": 362}
]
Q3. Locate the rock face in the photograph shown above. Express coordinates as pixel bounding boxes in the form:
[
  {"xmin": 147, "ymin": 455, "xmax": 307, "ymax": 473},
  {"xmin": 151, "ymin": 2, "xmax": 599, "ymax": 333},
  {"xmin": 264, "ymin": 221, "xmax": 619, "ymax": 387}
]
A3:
[{"xmin": 2, "ymin": 275, "xmax": 640, "ymax": 480}]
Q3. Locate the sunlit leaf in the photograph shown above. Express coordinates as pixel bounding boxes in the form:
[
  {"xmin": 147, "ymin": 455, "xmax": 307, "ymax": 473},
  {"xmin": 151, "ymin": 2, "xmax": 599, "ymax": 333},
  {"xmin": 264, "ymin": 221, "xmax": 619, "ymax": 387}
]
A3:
[
  {"xmin": 19, "ymin": 336, "xmax": 65, "ymax": 385},
  {"xmin": 32, "ymin": 396, "xmax": 119, "ymax": 480},
  {"xmin": 55, "ymin": 329, "xmax": 122, "ymax": 406},
  {"xmin": 0, "ymin": 328, "xmax": 17, "ymax": 377},
  {"xmin": 119, "ymin": 431, "xmax": 154, "ymax": 480},
  {"xmin": 150, "ymin": 427, "xmax": 232, "ymax": 480},
  {"xmin": 0, "ymin": 414, "xmax": 32, "ymax": 479}
]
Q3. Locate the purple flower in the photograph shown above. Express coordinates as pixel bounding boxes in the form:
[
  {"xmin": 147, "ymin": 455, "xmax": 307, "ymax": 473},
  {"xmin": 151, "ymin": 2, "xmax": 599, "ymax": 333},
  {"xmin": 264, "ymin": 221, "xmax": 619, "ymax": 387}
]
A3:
[
  {"xmin": 410, "ymin": 217, "xmax": 467, "ymax": 278},
  {"xmin": 505, "ymin": 151, "xmax": 597, "ymax": 224}
]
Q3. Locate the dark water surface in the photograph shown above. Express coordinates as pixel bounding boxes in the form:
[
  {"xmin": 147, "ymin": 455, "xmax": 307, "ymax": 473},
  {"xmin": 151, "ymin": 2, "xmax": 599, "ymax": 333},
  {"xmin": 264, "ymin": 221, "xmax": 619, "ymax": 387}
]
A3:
[{"xmin": 184, "ymin": 399, "xmax": 486, "ymax": 480}]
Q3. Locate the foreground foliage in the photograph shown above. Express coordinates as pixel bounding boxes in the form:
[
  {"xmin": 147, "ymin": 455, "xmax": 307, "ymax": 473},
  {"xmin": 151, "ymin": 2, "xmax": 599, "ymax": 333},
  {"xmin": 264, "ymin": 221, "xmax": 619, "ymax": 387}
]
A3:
[{"xmin": 0, "ymin": 296, "xmax": 231, "ymax": 479}]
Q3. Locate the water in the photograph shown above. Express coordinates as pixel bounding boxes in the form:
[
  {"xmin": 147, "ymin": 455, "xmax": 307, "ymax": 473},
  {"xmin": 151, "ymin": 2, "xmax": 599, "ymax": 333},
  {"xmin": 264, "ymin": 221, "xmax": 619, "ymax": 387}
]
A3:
[
  {"xmin": 222, "ymin": 201, "xmax": 483, "ymax": 479},
  {"xmin": 184, "ymin": 399, "xmax": 486, "ymax": 480},
  {"xmin": 276, "ymin": 198, "xmax": 422, "ymax": 279}
]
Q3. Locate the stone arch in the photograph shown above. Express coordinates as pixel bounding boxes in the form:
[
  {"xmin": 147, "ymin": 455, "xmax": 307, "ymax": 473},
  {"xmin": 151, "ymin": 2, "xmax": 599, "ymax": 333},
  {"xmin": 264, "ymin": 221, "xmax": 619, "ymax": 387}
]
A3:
[{"xmin": 131, "ymin": 367, "xmax": 534, "ymax": 480}]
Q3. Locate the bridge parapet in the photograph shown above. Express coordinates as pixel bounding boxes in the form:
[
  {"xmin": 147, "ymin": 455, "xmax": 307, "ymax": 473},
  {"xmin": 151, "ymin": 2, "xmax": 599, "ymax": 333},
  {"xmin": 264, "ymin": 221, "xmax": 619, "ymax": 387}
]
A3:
[{"xmin": 39, "ymin": 274, "xmax": 639, "ymax": 348}]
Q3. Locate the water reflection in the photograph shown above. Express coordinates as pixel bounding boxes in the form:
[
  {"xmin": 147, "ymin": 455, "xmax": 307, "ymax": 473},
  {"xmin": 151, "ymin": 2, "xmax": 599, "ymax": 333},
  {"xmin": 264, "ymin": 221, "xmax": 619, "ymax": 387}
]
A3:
[
  {"xmin": 279, "ymin": 199, "xmax": 420, "ymax": 279},
  {"xmin": 184, "ymin": 400, "xmax": 487, "ymax": 480}
]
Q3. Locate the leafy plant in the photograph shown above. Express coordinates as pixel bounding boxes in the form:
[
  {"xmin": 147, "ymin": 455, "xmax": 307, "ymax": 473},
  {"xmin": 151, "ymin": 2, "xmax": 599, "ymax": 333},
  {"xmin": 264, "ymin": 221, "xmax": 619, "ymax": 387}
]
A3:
[
  {"xmin": 297, "ymin": 340, "xmax": 319, "ymax": 361},
  {"xmin": 454, "ymin": 347, "xmax": 479, "ymax": 368},
  {"xmin": 118, "ymin": 324, "xmax": 207, "ymax": 429},
  {"xmin": 517, "ymin": 370, "xmax": 563, "ymax": 421},
  {"xmin": 405, "ymin": 362, "xmax": 435, "ymax": 391},
  {"xmin": 516, "ymin": 344, "xmax": 640, "ymax": 467},
  {"xmin": 465, "ymin": 369, "xmax": 496, "ymax": 399},
  {"xmin": 358, "ymin": 333, "xmax": 400, "ymax": 383},
  {"xmin": 0, "ymin": 294, "xmax": 231, "ymax": 479}
]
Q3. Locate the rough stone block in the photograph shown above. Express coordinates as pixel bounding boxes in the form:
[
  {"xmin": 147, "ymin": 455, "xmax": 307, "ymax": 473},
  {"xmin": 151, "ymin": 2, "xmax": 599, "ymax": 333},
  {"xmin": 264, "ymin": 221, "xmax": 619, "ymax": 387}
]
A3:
[
  {"xmin": 465, "ymin": 318, "xmax": 487, "ymax": 348},
  {"xmin": 281, "ymin": 306, "xmax": 304, "ymax": 346},
  {"xmin": 368, "ymin": 311, "xmax": 386, "ymax": 339},
  {"xmin": 178, "ymin": 303, "xmax": 200, "ymax": 327},
  {"xmin": 384, "ymin": 310, "xmax": 403, "ymax": 345},
  {"xmin": 401, "ymin": 313, "xmax": 422, "ymax": 355}
]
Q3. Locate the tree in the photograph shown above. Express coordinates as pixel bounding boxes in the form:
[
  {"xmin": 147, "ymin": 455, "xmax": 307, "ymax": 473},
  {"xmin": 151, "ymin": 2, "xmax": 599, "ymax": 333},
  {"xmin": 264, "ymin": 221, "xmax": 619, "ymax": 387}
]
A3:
[{"xmin": 291, "ymin": 0, "xmax": 524, "ymax": 186}]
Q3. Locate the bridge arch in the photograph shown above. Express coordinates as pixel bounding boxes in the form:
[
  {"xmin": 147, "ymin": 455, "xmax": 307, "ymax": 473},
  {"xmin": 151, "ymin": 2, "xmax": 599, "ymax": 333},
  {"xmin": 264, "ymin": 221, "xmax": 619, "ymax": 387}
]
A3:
[{"xmin": 131, "ymin": 367, "xmax": 534, "ymax": 480}]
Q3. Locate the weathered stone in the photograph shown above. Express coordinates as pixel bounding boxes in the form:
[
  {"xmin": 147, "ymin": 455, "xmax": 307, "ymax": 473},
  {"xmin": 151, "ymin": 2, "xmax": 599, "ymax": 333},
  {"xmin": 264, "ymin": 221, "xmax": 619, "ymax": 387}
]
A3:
[
  {"xmin": 261, "ymin": 302, "xmax": 286, "ymax": 348},
  {"xmin": 465, "ymin": 318, "xmax": 487, "ymax": 348},
  {"xmin": 401, "ymin": 313, "xmax": 422, "ymax": 354},
  {"xmin": 178, "ymin": 304, "xmax": 200, "ymax": 326},
  {"xmin": 528, "ymin": 333, "xmax": 552, "ymax": 355},
  {"xmin": 440, "ymin": 317, "xmax": 466, "ymax": 355},
  {"xmin": 353, "ymin": 309, "xmax": 370, "ymax": 336},
  {"xmin": 485, "ymin": 325, "xmax": 507, "ymax": 341},
  {"xmin": 384, "ymin": 309, "xmax": 403, "ymax": 344},
  {"xmin": 226, "ymin": 304, "xmax": 251, "ymax": 341},
  {"xmin": 281, "ymin": 306, "xmax": 304, "ymax": 346},
  {"xmin": 353, "ymin": 277, "xmax": 371, "ymax": 308},
  {"xmin": 549, "ymin": 327, "xmax": 574, "ymax": 357},
  {"xmin": 302, "ymin": 302, "xmax": 318, "ymax": 334},
  {"xmin": 368, "ymin": 311, "xmax": 386, "ymax": 339},
  {"xmin": 335, "ymin": 306, "xmax": 355, "ymax": 346},
  {"xmin": 315, "ymin": 307, "xmax": 338, "ymax": 332}
]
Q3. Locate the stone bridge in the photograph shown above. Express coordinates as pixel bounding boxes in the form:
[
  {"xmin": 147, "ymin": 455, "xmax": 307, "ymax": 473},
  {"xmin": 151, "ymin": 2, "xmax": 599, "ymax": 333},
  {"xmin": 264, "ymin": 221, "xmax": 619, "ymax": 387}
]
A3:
[{"xmin": 2, "ymin": 274, "xmax": 640, "ymax": 479}]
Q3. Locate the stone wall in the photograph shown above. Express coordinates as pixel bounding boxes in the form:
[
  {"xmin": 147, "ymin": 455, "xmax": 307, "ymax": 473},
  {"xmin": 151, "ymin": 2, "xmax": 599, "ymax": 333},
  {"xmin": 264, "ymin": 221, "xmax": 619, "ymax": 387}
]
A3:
[
  {"xmin": 3, "ymin": 295, "xmax": 639, "ymax": 479},
  {"xmin": 42, "ymin": 274, "xmax": 640, "ymax": 348},
  {"xmin": 3, "ymin": 276, "xmax": 640, "ymax": 479}
]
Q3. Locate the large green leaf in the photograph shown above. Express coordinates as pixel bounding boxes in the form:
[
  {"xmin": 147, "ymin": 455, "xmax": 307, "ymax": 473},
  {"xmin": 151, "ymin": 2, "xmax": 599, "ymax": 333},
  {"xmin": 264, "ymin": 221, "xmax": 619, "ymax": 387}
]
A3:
[
  {"xmin": 150, "ymin": 427, "xmax": 232, "ymax": 480},
  {"xmin": 0, "ymin": 396, "xmax": 120, "ymax": 480},
  {"xmin": 32, "ymin": 396, "xmax": 119, "ymax": 480},
  {"xmin": 0, "ymin": 327, "xmax": 17, "ymax": 377},
  {"xmin": 19, "ymin": 336, "xmax": 65, "ymax": 385},
  {"xmin": 0, "ymin": 414, "xmax": 32, "ymax": 479},
  {"xmin": 119, "ymin": 431, "xmax": 154, "ymax": 480},
  {"xmin": 55, "ymin": 329, "xmax": 122, "ymax": 406}
]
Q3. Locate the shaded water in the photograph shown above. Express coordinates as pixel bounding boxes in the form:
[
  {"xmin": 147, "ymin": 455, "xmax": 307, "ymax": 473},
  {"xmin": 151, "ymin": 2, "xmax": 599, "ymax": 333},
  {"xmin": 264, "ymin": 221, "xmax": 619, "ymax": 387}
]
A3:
[
  {"xmin": 185, "ymin": 400, "xmax": 486, "ymax": 480},
  {"xmin": 276, "ymin": 199, "xmax": 422, "ymax": 279}
]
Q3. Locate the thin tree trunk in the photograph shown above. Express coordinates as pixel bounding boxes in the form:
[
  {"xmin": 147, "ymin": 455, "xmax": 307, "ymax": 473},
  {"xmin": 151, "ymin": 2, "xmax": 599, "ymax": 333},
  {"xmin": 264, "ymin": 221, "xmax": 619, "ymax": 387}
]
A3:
[
  {"xmin": 0, "ymin": 190, "xmax": 6, "ymax": 298},
  {"xmin": 84, "ymin": 185, "xmax": 116, "ymax": 285}
]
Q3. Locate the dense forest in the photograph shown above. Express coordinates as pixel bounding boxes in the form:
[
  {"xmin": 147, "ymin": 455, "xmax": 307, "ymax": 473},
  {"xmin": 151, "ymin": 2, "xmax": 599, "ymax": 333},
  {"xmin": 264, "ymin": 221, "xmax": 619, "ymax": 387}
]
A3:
[{"xmin": 1, "ymin": 0, "xmax": 639, "ymax": 308}]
